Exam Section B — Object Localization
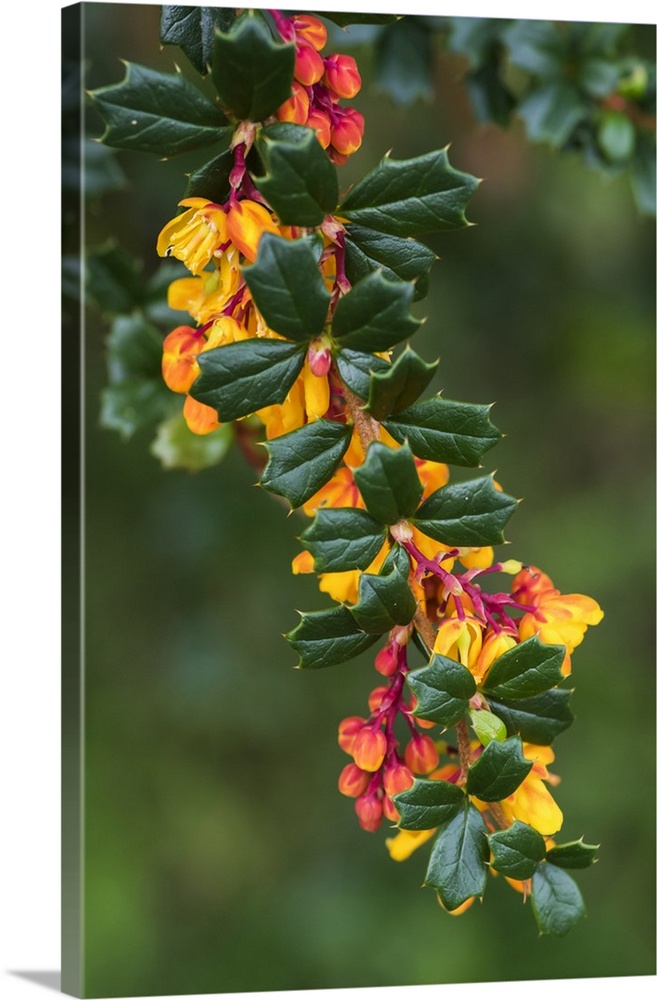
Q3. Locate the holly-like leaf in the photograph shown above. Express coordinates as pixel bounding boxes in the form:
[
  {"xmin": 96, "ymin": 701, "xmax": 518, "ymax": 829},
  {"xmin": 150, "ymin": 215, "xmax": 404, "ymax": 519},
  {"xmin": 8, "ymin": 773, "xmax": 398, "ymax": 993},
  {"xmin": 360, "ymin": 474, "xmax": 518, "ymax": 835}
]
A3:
[
  {"xmin": 488, "ymin": 822, "xmax": 546, "ymax": 880},
  {"xmin": 211, "ymin": 13, "xmax": 295, "ymax": 123},
  {"xmin": 150, "ymin": 412, "xmax": 234, "ymax": 471},
  {"xmin": 381, "ymin": 543, "xmax": 411, "ymax": 580},
  {"xmin": 318, "ymin": 12, "xmax": 402, "ymax": 27},
  {"xmin": 350, "ymin": 562, "xmax": 417, "ymax": 634},
  {"xmin": 395, "ymin": 779, "xmax": 465, "ymax": 831},
  {"xmin": 466, "ymin": 735, "xmax": 533, "ymax": 802},
  {"xmin": 425, "ymin": 802, "xmax": 489, "ymax": 910},
  {"xmin": 286, "ymin": 605, "xmax": 378, "ymax": 669},
  {"xmin": 546, "ymin": 839, "xmax": 599, "ymax": 869},
  {"xmin": 383, "ymin": 397, "xmax": 501, "ymax": 466},
  {"xmin": 331, "ymin": 271, "xmax": 421, "ymax": 353},
  {"xmin": 243, "ymin": 234, "xmax": 330, "ymax": 342},
  {"xmin": 85, "ymin": 241, "xmax": 144, "ymax": 314},
  {"xmin": 260, "ymin": 420, "xmax": 353, "ymax": 510},
  {"xmin": 407, "ymin": 655, "xmax": 477, "ymax": 728},
  {"xmin": 255, "ymin": 122, "xmax": 339, "ymax": 227},
  {"xmin": 353, "ymin": 441, "xmax": 423, "ymax": 525},
  {"xmin": 344, "ymin": 225, "xmax": 436, "ymax": 301},
  {"xmin": 300, "ymin": 509, "xmax": 387, "ymax": 574},
  {"xmin": 486, "ymin": 689, "xmax": 574, "ymax": 746},
  {"xmin": 517, "ymin": 83, "xmax": 587, "ymax": 147},
  {"xmin": 191, "ymin": 339, "xmax": 306, "ymax": 421},
  {"xmin": 412, "ymin": 475, "xmax": 517, "ymax": 546},
  {"xmin": 374, "ymin": 17, "xmax": 434, "ymax": 106},
  {"xmin": 89, "ymin": 62, "xmax": 229, "ymax": 155},
  {"xmin": 339, "ymin": 148, "xmax": 479, "ymax": 236},
  {"xmin": 185, "ymin": 148, "xmax": 233, "ymax": 202},
  {"xmin": 335, "ymin": 349, "xmax": 391, "ymax": 401},
  {"xmin": 482, "ymin": 636, "xmax": 566, "ymax": 700},
  {"xmin": 531, "ymin": 863, "xmax": 586, "ymax": 936},
  {"xmin": 160, "ymin": 5, "xmax": 236, "ymax": 75},
  {"xmin": 364, "ymin": 347, "xmax": 439, "ymax": 420},
  {"xmin": 470, "ymin": 708, "xmax": 507, "ymax": 746}
]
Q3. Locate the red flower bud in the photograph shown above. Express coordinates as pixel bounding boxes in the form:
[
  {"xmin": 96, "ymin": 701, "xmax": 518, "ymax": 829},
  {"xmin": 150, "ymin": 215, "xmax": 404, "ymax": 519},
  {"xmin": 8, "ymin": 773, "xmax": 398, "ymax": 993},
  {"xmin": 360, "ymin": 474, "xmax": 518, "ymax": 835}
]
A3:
[
  {"xmin": 352, "ymin": 725, "xmax": 387, "ymax": 772},
  {"xmin": 383, "ymin": 760, "xmax": 414, "ymax": 797},
  {"xmin": 276, "ymin": 81, "xmax": 310, "ymax": 125},
  {"xmin": 291, "ymin": 14, "xmax": 327, "ymax": 51},
  {"xmin": 404, "ymin": 734, "xmax": 439, "ymax": 774},
  {"xmin": 368, "ymin": 685, "xmax": 389, "ymax": 714},
  {"xmin": 355, "ymin": 793, "xmax": 383, "ymax": 832},
  {"xmin": 408, "ymin": 693, "xmax": 437, "ymax": 730},
  {"xmin": 374, "ymin": 644, "xmax": 398, "ymax": 677},
  {"xmin": 330, "ymin": 107, "xmax": 364, "ymax": 156},
  {"xmin": 295, "ymin": 39, "xmax": 325, "ymax": 86},
  {"xmin": 338, "ymin": 763, "xmax": 370, "ymax": 798},
  {"xmin": 323, "ymin": 53, "xmax": 361, "ymax": 99},
  {"xmin": 307, "ymin": 337, "xmax": 332, "ymax": 377},
  {"xmin": 382, "ymin": 794, "xmax": 400, "ymax": 822},
  {"xmin": 307, "ymin": 108, "xmax": 332, "ymax": 149},
  {"xmin": 338, "ymin": 716, "xmax": 367, "ymax": 754}
]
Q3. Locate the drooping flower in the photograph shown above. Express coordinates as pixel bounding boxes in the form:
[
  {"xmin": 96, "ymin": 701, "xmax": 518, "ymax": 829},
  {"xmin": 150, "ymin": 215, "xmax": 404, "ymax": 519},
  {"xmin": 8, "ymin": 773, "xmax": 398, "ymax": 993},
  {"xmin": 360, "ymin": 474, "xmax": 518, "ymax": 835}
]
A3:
[
  {"xmin": 157, "ymin": 198, "xmax": 228, "ymax": 275},
  {"xmin": 495, "ymin": 744, "xmax": 563, "ymax": 836}
]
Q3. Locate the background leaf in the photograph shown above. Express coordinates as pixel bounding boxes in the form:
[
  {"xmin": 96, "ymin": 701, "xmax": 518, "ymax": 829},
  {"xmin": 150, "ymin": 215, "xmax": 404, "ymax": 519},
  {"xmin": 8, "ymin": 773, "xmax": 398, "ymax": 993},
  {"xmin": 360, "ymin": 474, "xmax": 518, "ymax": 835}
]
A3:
[{"xmin": 160, "ymin": 5, "xmax": 236, "ymax": 75}]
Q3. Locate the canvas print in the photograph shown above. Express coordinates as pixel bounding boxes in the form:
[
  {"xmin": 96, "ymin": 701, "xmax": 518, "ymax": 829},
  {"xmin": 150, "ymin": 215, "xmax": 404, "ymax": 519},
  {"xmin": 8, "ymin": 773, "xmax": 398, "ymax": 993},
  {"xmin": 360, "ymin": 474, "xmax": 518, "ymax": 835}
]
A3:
[{"xmin": 62, "ymin": 2, "xmax": 656, "ymax": 997}]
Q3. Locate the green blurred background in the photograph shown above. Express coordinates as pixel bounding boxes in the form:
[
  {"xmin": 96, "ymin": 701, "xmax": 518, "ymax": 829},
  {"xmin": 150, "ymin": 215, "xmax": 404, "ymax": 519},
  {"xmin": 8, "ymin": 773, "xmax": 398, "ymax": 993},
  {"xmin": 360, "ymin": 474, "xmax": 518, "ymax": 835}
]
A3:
[{"xmin": 73, "ymin": 4, "xmax": 655, "ymax": 995}]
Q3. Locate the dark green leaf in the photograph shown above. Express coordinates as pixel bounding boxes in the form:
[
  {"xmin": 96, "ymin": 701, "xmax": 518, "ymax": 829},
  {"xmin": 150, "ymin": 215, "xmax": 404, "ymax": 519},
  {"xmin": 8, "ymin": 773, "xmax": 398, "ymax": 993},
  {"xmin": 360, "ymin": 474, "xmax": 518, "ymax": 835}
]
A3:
[
  {"xmin": 465, "ymin": 63, "xmax": 516, "ymax": 127},
  {"xmin": 318, "ymin": 12, "xmax": 401, "ymax": 27},
  {"xmin": 470, "ymin": 709, "xmax": 507, "ymax": 746},
  {"xmin": 255, "ymin": 122, "xmax": 339, "ymax": 226},
  {"xmin": 501, "ymin": 20, "xmax": 566, "ymax": 78},
  {"xmin": 105, "ymin": 313, "xmax": 163, "ymax": 384},
  {"xmin": 191, "ymin": 339, "xmax": 306, "ymax": 421},
  {"xmin": 631, "ymin": 131, "xmax": 656, "ymax": 217},
  {"xmin": 395, "ymin": 779, "xmax": 465, "ymax": 831},
  {"xmin": 344, "ymin": 225, "xmax": 436, "ymax": 301},
  {"xmin": 517, "ymin": 83, "xmax": 587, "ymax": 147},
  {"xmin": 85, "ymin": 241, "xmax": 144, "ymax": 314},
  {"xmin": 260, "ymin": 420, "xmax": 353, "ymax": 509},
  {"xmin": 71, "ymin": 138, "xmax": 126, "ymax": 198},
  {"xmin": 339, "ymin": 148, "xmax": 479, "ymax": 236},
  {"xmin": 412, "ymin": 475, "xmax": 517, "ymax": 546},
  {"xmin": 332, "ymin": 272, "xmax": 421, "ymax": 353},
  {"xmin": 488, "ymin": 822, "xmax": 546, "ymax": 879},
  {"xmin": 448, "ymin": 17, "xmax": 510, "ymax": 69},
  {"xmin": 407, "ymin": 655, "xmax": 477, "ymax": 728},
  {"xmin": 365, "ymin": 347, "xmax": 439, "ymax": 420},
  {"xmin": 350, "ymin": 563, "xmax": 416, "ymax": 634},
  {"xmin": 374, "ymin": 18, "xmax": 433, "ymax": 105},
  {"xmin": 482, "ymin": 636, "xmax": 566, "ymax": 700},
  {"xmin": 383, "ymin": 397, "xmax": 501, "ymax": 466},
  {"xmin": 381, "ymin": 543, "xmax": 411, "ymax": 580},
  {"xmin": 160, "ymin": 5, "xmax": 236, "ymax": 74},
  {"xmin": 597, "ymin": 110, "xmax": 636, "ymax": 163},
  {"xmin": 335, "ymin": 349, "xmax": 390, "ymax": 401},
  {"xmin": 353, "ymin": 441, "xmax": 423, "ymax": 524},
  {"xmin": 466, "ymin": 735, "xmax": 532, "ymax": 802},
  {"xmin": 486, "ymin": 689, "xmax": 574, "ymax": 746},
  {"xmin": 546, "ymin": 839, "xmax": 599, "ymax": 869},
  {"xmin": 89, "ymin": 62, "xmax": 229, "ymax": 155},
  {"xmin": 531, "ymin": 863, "xmax": 586, "ymax": 936},
  {"xmin": 300, "ymin": 509, "xmax": 387, "ymax": 573},
  {"xmin": 425, "ymin": 802, "xmax": 489, "ymax": 909},
  {"xmin": 150, "ymin": 412, "xmax": 234, "ymax": 471},
  {"xmin": 185, "ymin": 148, "xmax": 233, "ymax": 202},
  {"xmin": 578, "ymin": 57, "xmax": 620, "ymax": 98},
  {"xmin": 285, "ymin": 605, "xmax": 378, "ymax": 669},
  {"xmin": 100, "ymin": 381, "xmax": 177, "ymax": 440},
  {"xmin": 243, "ymin": 234, "xmax": 330, "ymax": 341},
  {"xmin": 211, "ymin": 13, "xmax": 295, "ymax": 122}
]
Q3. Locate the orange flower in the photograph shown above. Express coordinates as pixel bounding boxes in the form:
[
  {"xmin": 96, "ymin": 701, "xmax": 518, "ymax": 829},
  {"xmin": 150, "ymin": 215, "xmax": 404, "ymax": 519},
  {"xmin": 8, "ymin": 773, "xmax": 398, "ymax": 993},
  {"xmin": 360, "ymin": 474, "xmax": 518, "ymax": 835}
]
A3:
[
  {"xmin": 225, "ymin": 199, "xmax": 281, "ymax": 262},
  {"xmin": 161, "ymin": 326, "xmax": 204, "ymax": 394}
]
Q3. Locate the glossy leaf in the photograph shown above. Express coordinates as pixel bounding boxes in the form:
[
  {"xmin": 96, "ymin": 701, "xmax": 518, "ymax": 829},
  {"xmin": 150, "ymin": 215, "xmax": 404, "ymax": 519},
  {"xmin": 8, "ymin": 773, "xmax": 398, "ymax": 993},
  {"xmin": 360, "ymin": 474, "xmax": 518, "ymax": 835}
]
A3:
[
  {"xmin": 243, "ymin": 234, "xmax": 330, "ymax": 341},
  {"xmin": 482, "ymin": 636, "xmax": 566, "ymax": 700},
  {"xmin": 260, "ymin": 420, "xmax": 353, "ymax": 510},
  {"xmin": 211, "ymin": 13, "xmax": 295, "ymax": 122},
  {"xmin": 185, "ymin": 148, "xmax": 233, "ymax": 202},
  {"xmin": 394, "ymin": 779, "xmax": 465, "ymax": 831},
  {"xmin": 546, "ymin": 839, "xmax": 599, "ymax": 869},
  {"xmin": 470, "ymin": 709, "xmax": 507, "ymax": 746},
  {"xmin": 332, "ymin": 272, "xmax": 421, "ymax": 353},
  {"xmin": 334, "ymin": 350, "xmax": 390, "ymax": 401},
  {"xmin": 365, "ymin": 347, "xmax": 439, "ymax": 420},
  {"xmin": 85, "ymin": 241, "xmax": 144, "ymax": 314},
  {"xmin": 407, "ymin": 655, "xmax": 477, "ymax": 728},
  {"xmin": 344, "ymin": 225, "xmax": 436, "ymax": 301},
  {"xmin": 531, "ymin": 863, "xmax": 586, "ymax": 936},
  {"xmin": 318, "ymin": 12, "xmax": 402, "ymax": 27},
  {"xmin": 383, "ymin": 397, "xmax": 501, "ymax": 466},
  {"xmin": 425, "ymin": 802, "xmax": 489, "ymax": 910},
  {"xmin": 412, "ymin": 475, "xmax": 517, "ymax": 546},
  {"xmin": 160, "ymin": 5, "xmax": 236, "ymax": 74},
  {"xmin": 488, "ymin": 822, "xmax": 546, "ymax": 880},
  {"xmin": 466, "ymin": 735, "xmax": 533, "ymax": 802},
  {"xmin": 353, "ymin": 441, "xmax": 423, "ymax": 524},
  {"xmin": 286, "ymin": 606, "xmax": 378, "ymax": 669},
  {"xmin": 255, "ymin": 122, "xmax": 339, "ymax": 226},
  {"xmin": 89, "ymin": 62, "xmax": 229, "ymax": 155},
  {"xmin": 300, "ymin": 509, "xmax": 387, "ymax": 574},
  {"xmin": 339, "ymin": 148, "xmax": 479, "ymax": 236},
  {"xmin": 486, "ymin": 689, "xmax": 574, "ymax": 746},
  {"xmin": 150, "ymin": 412, "xmax": 233, "ymax": 471},
  {"xmin": 191, "ymin": 339, "xmax": 306, "ymax": 421},
  {"xmin": 350, "ymin": 563, "xmax": 417, "ymax": 634}
]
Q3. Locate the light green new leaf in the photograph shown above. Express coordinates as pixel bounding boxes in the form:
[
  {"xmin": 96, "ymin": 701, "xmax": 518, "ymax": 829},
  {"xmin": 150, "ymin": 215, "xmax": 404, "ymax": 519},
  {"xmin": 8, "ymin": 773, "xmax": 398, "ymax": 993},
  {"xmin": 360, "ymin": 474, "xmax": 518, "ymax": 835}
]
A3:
[{"xmin": 150, "ymin": 412, "xmax": 234, "ymax": 472}]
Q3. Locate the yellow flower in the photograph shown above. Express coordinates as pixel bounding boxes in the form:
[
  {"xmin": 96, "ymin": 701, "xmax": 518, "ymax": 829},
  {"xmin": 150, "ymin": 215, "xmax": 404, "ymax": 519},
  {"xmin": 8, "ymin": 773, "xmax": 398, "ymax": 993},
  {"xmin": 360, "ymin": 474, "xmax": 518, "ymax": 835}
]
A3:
[
  {"xmin": 226, "ymin": 199, "xmax": 281, "ymax": 262},
  {"xmin": 518, "ymin": 588, "xmax": 603, "ymax": 675},
  {"xmin": 167, "ymin": 249, "xmax": 241, "ymax": 323},
  {"xmin": 157, "ymin": 198, "xmax": 228, "ymax": 275},
  {"xmin": 433, "ymin": 615, "xmax": 483, "ymax": 673},
  {"xmin": 386, "ymin": 827, "xmax": 436, "ymax": 862}
]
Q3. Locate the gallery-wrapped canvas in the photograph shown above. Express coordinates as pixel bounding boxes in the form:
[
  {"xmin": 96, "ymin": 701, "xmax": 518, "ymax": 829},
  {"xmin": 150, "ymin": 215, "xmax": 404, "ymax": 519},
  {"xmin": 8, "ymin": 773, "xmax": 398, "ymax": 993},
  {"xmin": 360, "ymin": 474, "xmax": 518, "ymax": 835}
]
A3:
[{"xmin": 62, "ymin": 2, "xmax": 655, "ymax": 997}]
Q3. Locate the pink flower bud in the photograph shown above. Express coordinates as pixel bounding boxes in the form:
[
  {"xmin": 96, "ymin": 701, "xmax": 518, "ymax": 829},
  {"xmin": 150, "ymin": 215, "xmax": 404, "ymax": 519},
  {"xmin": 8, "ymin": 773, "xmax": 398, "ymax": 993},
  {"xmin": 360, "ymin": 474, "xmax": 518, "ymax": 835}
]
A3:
[
  {"xmin": 323, "ymin": 54, "xmax": 362, "ymax": 99},
  {"xmin": 355, "ymin": 793, "xmax": 383, "ymax": 831},
  {"xmin": 383, "ymin": 760, "xmax": 414, "ymax": 797},
  {"xmin": 374, "ymin": 644, "xmax": 398, "ymax": 677},
  {"xmin": 405, "ymin": 734, "xmax": 439, "ymax": 774}
]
